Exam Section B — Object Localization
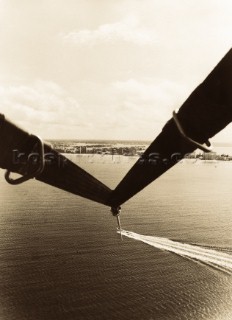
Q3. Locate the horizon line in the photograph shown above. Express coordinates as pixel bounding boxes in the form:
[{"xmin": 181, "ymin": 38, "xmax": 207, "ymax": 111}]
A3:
[{"xmin": 45, "ymin": 138, "xmax": 232, "ymax": 146}]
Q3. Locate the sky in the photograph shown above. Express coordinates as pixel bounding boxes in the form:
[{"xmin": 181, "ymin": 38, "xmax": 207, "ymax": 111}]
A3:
[{"xmin": 0, "ymin": 0, "xmax": 232, "ymax": 142}]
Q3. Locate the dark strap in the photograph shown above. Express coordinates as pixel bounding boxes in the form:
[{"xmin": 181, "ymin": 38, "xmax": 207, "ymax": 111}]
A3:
[
  {"xmin": 0, "ymin": 115, "xmax": 112, "ymax": 206},
  {"xmin": 108, "ymin": 48, "xmax": 232, "ymax": 207}
]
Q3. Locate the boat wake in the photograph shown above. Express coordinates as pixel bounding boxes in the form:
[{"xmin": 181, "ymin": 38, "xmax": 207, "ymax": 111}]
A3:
[{"xmin": 119, "ymin": 230, "xmax": 232, "ymax": 275}]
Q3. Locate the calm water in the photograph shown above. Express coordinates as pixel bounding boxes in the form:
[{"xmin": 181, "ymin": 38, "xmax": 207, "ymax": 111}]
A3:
[{"xmin": 0, "ymin": 155, "xmax": 232, "ymax": 320}]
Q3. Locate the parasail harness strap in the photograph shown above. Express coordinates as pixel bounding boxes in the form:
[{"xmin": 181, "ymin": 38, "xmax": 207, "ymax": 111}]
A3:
[
  {"xmin": 0, "ymin": 115, "xmax": 112, "ymax": 206},
  {"xmin": 5, "ymin": 134, "xmax": 45, "ymax": 185},
  {"xmin": 108, "ymin": 48, "xmax": 232, "ymax": 207}
]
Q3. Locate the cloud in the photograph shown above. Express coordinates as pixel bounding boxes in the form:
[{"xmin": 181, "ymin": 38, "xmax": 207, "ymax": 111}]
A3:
[
  {"xmin": 73, "ymin": 77, "xmax": 189, "ymax": 140},
  {"xmin": 60, "ymin": 15, "xmax": 157, "ymax": 46},
  {"xmin": 2, "ymin": 75, "xmax": 230, "ymax": 142},
  {"xmin": 112, "ymin": 78, "xmax": 188, "ymax": 123},
  {"xmin": 0, "ymin": 80, "xmax": 91, "ymax": 137}
]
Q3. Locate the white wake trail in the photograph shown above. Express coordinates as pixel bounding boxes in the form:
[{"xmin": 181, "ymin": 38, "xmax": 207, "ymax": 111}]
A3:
[{"xmin": 120, "ymin": 230, "xmax": 232, "ymax": 274}]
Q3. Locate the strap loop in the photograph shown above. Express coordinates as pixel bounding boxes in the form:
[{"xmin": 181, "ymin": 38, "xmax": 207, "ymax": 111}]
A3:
[
  {"xmin": 5, "ymin": 134, "xmax": 45, "ymax": 185},
  {"xmin": 173, "ymin": 110, "xmax": 212, "ymax": 153}
]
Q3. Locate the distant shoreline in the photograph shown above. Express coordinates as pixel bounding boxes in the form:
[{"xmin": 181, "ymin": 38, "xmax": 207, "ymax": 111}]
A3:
[
  {"xmin": 47, "ymin": 139, "xmax": 232, "ymax": 148},
  {"xmin": 47, "ymin": 140, "xmax": 232, "ymax": 160},
  {"xmin": 63, "ymin": 153, "xmax": 232, "ymax": 163}
]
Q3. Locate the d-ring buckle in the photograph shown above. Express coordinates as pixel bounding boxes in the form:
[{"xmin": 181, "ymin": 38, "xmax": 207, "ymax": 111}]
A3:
[
  {"xmin": 5, "ymin": 134, "xmax": 45, "ymax": 185},
  {"xmin": 173, "ymin": 110, "xmax": 212, "ymax": 153}
]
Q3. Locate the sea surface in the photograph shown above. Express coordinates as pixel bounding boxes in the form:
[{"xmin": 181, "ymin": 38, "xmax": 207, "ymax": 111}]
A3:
[{"xmin": 0, "ymin": 155, "xmax": 232, "ymax": 320}]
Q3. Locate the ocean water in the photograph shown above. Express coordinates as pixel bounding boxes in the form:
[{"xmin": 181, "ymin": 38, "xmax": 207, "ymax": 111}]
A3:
[{"xmin": 0, "ymin": 156, "xmax": 232, "ymax": 320}]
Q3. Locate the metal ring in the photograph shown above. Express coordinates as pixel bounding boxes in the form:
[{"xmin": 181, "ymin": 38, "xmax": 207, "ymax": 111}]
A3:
[
  {"xmin": 173, "ymin": 110, "xmax": 212, "ymax": 153},
  {"xmin": 5, "ymin": 134, "xmax": 45, "ymax": 185},
  {"xmin": 111, "ymin": 206, "xmax": 121, "ymax": 216}
]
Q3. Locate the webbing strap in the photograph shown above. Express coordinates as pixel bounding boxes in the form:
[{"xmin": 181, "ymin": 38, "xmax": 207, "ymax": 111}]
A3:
[
  {"xmin": 109, "ymin": 48, "xmax": 232, "ymax": 207},
  {"xmin": 0, "ymin": 116, "xmax": 112, "ymax": 206}
]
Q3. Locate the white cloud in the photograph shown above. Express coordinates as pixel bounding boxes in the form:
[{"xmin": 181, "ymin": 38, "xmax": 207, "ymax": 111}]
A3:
[
  {"xmin": 1, "ymin": 75, "xmax": 230, "ymax": 141},
  {"xmin": 0, "ymin": 0, "xmax": 232, "ymax": 142},
  {"xmin": 60, "ymin": 15, "xmax": 157, "ymax": 46},
  {"xmin": 0, "ymin": 80, "xmax": 90, "ymax": 138},
  {"xmin": 73, "ymin": 77, "xmax": 189, "ymax": 140},
  {"xmin": 112, "ymin": 78, "xmax": 188, "ymax": 122}
]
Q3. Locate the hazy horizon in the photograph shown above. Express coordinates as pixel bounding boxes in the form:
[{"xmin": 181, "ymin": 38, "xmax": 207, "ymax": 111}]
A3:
[{"xmin": 46, "ymin": 138, "xmax": 232, "ymax": 149}]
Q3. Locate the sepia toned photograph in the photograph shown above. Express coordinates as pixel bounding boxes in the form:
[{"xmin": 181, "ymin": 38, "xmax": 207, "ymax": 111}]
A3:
[{"xmin": 0, "ymin": 1, "xmax": 232, "ymax": 319}]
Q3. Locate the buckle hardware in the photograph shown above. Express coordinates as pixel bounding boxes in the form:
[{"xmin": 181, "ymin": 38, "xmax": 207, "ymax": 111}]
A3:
[
  {"xmin": 5, "ymin": 134, "xmax": 45, "ymax": 185},
  {"xmin": 173, "ymin": 110, "xmax": 212, "ymax": 153}
]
